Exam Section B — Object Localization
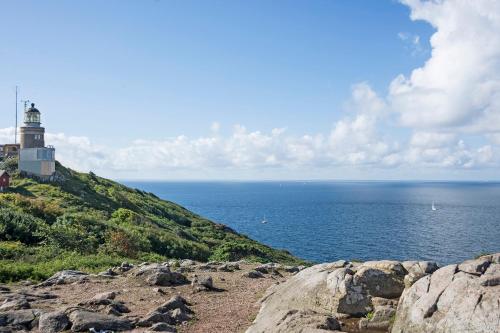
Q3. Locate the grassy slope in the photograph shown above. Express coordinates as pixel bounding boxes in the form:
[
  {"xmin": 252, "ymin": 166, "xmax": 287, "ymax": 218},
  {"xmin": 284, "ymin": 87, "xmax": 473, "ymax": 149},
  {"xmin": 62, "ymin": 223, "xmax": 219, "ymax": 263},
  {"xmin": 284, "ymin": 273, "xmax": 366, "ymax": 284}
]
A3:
[{"xmin": 0, "ymin": 161, "xmax": 305, "ymax": 282}]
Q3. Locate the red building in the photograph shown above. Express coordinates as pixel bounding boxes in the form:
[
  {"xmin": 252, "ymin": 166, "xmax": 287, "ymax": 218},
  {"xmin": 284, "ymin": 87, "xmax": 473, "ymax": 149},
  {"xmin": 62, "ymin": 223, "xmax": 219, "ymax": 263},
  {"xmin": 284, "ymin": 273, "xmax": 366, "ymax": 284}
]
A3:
[{"xmin": 0, "ymin": 170, "xmax": 10, "ymax": 191}]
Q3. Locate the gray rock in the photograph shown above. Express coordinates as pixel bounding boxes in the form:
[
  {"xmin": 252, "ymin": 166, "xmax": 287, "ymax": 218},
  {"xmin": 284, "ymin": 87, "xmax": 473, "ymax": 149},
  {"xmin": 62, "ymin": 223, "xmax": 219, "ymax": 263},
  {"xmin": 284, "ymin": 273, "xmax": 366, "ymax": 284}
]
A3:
[
  {"xmin": 353, "ymin": 261, "xmax": 406, "ymax": 298},
  {"xmin": 91, "ymin": 291, "xmax": 117, "ymax": 302},
  {"xmin": 156, "ymin": 295, "xmax": 191, "ymax": 314},
  {"xmin": 137, "ymin": 311, "xmax": 173, "ymax": 327},
  {"xmin": 170, "ymin": 308, "xmax": 191, "ymax": 324},
  {"xmin": 147, "ymin": 322, "xmax": 177, "ymax": 332},
  {"xmin": 134, "ymin": 264, "xmax": 188, "ymax": 286},
  {"xmin": 243, "ymin": 270, "xmax": 265, "ymax": 279},
  {"xmin": 392, "ymin": 253, "xmax": 500, "ymax": 333},
  {"xmin": 359, "ymin": 306, "xmax": 396, "ymax": 331},
  {"xmin": 68, "ymin": 310, "xmax": 133, "ymax": 332},
  {"xmin": 246, "ymin": 261, "xmax": 368, "ymax": 333},
  {"xmin": 38, "ymin": 311, "xmax": 70, "ymax": 333},
  {"xmin": 0, "ymin": 309, "xmax": 41, "ymax": 330},
  {"xmin": 191, "ymin": 275, "xmax": 213, "ymax": 291},
  {"xmin": 0, "ymin": 299, "xmax": 30, "ymax": 312},
  {"xmin": 36, "ymin": 270, "xmax": 88, "ymax": 287},
  {"xmin": 404, "ymin": 261, "xmax": 439, "ymax": 288}
]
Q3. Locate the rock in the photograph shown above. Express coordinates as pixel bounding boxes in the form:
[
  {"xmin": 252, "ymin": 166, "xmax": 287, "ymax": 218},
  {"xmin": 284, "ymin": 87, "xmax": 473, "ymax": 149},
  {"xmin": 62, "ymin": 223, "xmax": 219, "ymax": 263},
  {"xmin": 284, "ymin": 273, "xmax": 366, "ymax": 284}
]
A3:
[
  {"xmin": 217, "ymin": 262, "xmax": 240, "ymax": 272},
  {"xmin": 137, "ymin": 311, "xmax": 173, "ymax": 327},
  {"xmin": 179, "ymin": 259, "xmax": 196, "ymax": 267},
  {"xmin": 0, "ymin": 299, "xmax": 30, "ymax": 311},
  {"xmin": 252, "ymin": 309, "xmax": 341, "ymax": 333},
  {"xmin": 358, "ymin": 306, "xmax": 396, "ymax": 331},
  {"xmin": 38, "ymin": 311, "xmax": 70, "ymax": 333},
  {"xmin": 147, "ymin": 322, "xmax": 177, "ymax": 332},
  {"xmin": 196, "ymin": 263, "xmax": 217, "ymax": 272},
  {"xmin": 170, "ymin": 308, "xmax": 191, "ymax": 324},
  {"xmin": 36, "ymin": 270, "xmax": 88, "ymax": 287},
  {"xmin": 353, "ymin": 261, "xmax": 406, "ymax": 298},
  {"xmin": 98, "ymin": 268, "xmax": 117, "ymax": 277},
  {"xmin": 283, "ymin": 266, "xmax": 300, "ymax": 273},
  {"xmin": 191, "ymin": 275, "xmax": 214, "ymax": 291},
  {"xmin": 243, "ymin": 270, "xmax": 265, "ymax": 279},
  {"xmin": 246, "ymin": 261, "xmax": 368, "ymax": 333},
  {"xmin": 91, "ymin": 291, "xmax": 117, "ymax": 302},
  {"xmin": 404, "ymin": 261, "xmax": 439, "ymax": 288},
  {"xmin": 458, "ymin": 258, "xmax": 491, "ymax": 275},
  {"xmin": 392, "ymin": 253, "xmax": 500, "ymax": 333},
  {"xmin": 0, "ymin": 309, "xmax": 42, "ymax": 330},
  {"xmin": 68, "ymin": 310, "xmax": 133, "ymax": 332},
  {"xmin": 156, "ymin": 295, "xmax": 192, "ymax": 314},
  {"xmin": 135, "ymin": 264, "xmax": 188, "ymax": 286},
  {"xmin": 327, "ymin": 268, "xmax": 372, "ymax": 315}
]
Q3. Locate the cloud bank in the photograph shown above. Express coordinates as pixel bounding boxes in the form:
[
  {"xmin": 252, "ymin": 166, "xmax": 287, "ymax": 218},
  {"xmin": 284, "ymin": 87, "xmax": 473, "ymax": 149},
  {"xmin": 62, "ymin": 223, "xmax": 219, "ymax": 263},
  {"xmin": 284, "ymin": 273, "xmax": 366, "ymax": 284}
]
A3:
[{"xmin": 2, "ymin": 0, "xmax": 500, "ymax": 179}]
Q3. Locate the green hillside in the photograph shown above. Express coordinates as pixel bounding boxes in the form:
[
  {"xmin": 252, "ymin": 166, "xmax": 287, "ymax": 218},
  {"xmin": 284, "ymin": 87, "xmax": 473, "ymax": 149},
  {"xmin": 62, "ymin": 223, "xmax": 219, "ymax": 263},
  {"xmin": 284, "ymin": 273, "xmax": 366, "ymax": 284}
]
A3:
[{"xmin": 0, "ymin": 160, "xmax": 304, "ymax": 282}]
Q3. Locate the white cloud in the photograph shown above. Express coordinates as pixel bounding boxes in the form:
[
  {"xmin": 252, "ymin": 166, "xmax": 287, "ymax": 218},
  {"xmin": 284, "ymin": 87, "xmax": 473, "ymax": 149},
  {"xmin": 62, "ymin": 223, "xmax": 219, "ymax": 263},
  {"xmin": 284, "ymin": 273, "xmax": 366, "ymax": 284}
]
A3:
[{"xmin": 392, "ymin": 0, "xmax": 500, "ymax": 134}]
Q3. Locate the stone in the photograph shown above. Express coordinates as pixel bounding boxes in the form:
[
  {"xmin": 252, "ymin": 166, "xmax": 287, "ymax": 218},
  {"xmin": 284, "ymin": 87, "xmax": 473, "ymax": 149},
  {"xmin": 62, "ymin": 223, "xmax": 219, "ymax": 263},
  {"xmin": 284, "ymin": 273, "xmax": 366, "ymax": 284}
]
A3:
[
  {"xmin": 156, "ymin": 295, "xmax": 191, "ymax": 314},
  {"xmin": 170, "ymin": 307, "xmax": 191, "ymax": 324},
  {"xmin": 147, "ymin": 322, "xmax": 177, "ymax": 332},
  {"xmin": 191, "ymin": 275, "xmax": 213, "ymax": 291},
  {"xmin": 243, "ymin": 270, "xmax": 264, "ymax": 279},
  {"xmin": 0, "ymin": 299, "xmax": 30, "ymax": 311},
  {"xmin": 68, "ymin": 310, "xmax": 133, "ymax": 332},
  {"xmin": 392, "ymin": 253, "xmax": 500, "ymax": 333},
  {"xmin": 137, "ymin": 311, "xmax": 173, "ymax": 327},
  {"xmin": 91, "ymin": 291, "xmax": 117, "ymax": 302},
  {"xmin": 353, "ymin": 261, "xmax": 406, "ymax": 298},
  {"xmin": 179, "ymin": 259, "xmax": 196, "ymax": 267},
  {"xmin": 403, "ymin": 261, "xmax": 439, "ymax": 288},
  {"xmin": 36, "ymin": 270, "xmax": 88, "ymax": 287},
  {"xmin": 38, "ymin": 311, "xmax": 70, "ymax": 333},
  {"xmin": 246, "ymin": 262, "xmax": 370, "ymax": 333},
  {"xmin": 358, "ymin": 306, "xmax": 396, "ymax": 331},
  {"xmin": 0, "ymin": 309, "xmax": 41, "ymax": 330},
  {"xmin": 135, "ymin": 264, "xmax": 188, "ymax": 286}
]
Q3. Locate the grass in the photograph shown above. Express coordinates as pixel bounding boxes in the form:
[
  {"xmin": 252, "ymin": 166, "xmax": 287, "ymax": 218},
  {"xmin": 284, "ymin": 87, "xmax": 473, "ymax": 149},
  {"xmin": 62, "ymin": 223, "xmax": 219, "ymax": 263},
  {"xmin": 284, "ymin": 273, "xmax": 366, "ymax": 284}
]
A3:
[{"xmin": 0, "ymin": 161, "xmax": 306, "ymax": 282}]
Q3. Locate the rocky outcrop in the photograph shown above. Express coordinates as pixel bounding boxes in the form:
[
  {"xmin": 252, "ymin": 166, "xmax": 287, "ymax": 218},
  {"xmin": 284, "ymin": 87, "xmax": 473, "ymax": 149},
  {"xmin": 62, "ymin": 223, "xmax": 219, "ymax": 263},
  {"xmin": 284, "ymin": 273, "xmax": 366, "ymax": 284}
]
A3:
[
  {"xmin": 132, "ymin": 264, "xmax": 188, "ymax": 286},
  {"xmin": 38, "ymin": 311, "xmax": 70, "ymax": 333},
  {"xmin": 35, "ymin": 271, "xmax": 88, "ymax": 287},
  {"xmin": 68, "ymin": 310, "xmax": 133, "ymax": 332},
  {"xmin": 392, "ymin": 254, "xmax": 500, "ymax": 333},
  {"xmin": 246, "ymin": 258, "xmax": 437, "ymax": 333}
]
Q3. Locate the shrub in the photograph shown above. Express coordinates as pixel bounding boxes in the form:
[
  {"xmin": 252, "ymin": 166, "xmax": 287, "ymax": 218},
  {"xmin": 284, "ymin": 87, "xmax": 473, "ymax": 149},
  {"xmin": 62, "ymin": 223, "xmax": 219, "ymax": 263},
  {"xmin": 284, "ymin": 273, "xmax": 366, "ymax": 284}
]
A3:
[{"xmin": 0, "ymin": 209, "xmax": 47, "ymax": 244}]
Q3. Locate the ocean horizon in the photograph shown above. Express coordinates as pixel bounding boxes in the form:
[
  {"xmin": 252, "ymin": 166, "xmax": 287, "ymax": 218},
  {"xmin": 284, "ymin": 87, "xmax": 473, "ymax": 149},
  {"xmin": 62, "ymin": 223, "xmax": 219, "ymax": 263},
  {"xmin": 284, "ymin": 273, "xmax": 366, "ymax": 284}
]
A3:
[{"xmin": 124, "ymin": 180, "xmax": 500, "ymax": 266}]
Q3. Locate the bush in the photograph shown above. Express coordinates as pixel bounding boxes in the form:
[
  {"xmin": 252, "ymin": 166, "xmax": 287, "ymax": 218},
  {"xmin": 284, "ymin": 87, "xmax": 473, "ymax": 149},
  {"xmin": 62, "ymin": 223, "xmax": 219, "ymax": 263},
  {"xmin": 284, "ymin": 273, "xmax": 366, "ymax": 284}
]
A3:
[{"xmin": 0, "ymin": 209, "xmax": 47, "ymax": 244}]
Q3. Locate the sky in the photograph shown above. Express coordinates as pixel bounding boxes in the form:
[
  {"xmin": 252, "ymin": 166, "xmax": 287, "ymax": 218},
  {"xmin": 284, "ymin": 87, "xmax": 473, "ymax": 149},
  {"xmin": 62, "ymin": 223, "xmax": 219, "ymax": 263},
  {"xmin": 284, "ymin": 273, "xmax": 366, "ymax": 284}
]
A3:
[{"xmin": 1, "ymin": 0, "xmax": 500, "ymax": 180}]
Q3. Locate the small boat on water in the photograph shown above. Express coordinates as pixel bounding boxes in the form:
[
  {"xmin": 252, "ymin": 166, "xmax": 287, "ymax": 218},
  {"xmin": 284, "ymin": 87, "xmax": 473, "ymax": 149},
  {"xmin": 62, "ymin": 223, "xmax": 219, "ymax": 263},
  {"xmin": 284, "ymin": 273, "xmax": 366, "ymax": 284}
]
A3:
[
  {"xmin": 261, "ymin": 216, "xmax": 268, "ymax": 224},
  {"xmin": 432, "ymin": 201, "xmax": 437, "ymax": 211}
]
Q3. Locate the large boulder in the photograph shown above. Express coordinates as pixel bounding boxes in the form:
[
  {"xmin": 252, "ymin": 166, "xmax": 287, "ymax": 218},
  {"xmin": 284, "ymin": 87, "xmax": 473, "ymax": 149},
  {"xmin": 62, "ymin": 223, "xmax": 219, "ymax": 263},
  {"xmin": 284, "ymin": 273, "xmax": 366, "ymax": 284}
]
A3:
[
  {"xmin": 403, "ymin": 261, "xmax": 439, "ymax": 288},
  {"xmin": 36, "ymin": 270, "xmax": 88, "ymax": 287},
  {"xmin": 38, "ymin": 311, "xmax": 70, "ymax": 333},
  {"xmin": 133, "ymin": 264, "xmax": 188, "ymax": 286},
  {"xmin": 0, "ymin": 309, "xmax": 42, "ymax": 330},
  {"xmin": 392, "ymin": 254, "xmax": 500, "ymax": 333},
  {"xmin": 353, "ymin": 260, "xmax": 407, "ymax": 298},
  {"xmin": 246, "ymin": 261, "xmax": 365, "ymax": 333},
  {"xmin": 68, "ymin": 310, "xmax": 133, "ymax": 332}
]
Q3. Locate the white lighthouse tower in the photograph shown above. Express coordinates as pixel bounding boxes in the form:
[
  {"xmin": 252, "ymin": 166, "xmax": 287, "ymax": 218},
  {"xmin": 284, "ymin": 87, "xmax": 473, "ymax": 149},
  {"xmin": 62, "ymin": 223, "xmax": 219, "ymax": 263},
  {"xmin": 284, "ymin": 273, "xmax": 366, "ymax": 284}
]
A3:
[{"xmin": 18, "ymin": 103, "xmax": 55, "ymax": 178}]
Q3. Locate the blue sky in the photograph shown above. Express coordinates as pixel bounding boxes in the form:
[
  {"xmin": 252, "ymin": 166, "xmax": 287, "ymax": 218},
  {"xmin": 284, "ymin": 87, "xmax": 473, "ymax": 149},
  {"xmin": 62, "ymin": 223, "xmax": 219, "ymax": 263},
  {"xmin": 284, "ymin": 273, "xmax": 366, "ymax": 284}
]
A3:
[{"xmin": 1, "ymin": 0, "xmax": 499, "ymax": 180}]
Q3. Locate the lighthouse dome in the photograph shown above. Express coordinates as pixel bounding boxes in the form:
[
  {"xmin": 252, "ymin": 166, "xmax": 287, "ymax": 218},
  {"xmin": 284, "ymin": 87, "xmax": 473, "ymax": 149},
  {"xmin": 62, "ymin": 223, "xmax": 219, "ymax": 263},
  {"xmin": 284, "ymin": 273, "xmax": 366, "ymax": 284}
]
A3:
[{"xmin": 24, "ymin": 103, "xmax": 41, "ymax": 126}]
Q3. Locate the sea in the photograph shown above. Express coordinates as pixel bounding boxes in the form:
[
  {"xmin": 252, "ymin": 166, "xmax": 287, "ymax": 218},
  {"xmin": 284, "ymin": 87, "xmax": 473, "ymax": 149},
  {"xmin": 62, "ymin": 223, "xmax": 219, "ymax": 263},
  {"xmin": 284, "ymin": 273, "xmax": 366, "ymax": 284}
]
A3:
[{"xmin": 123, "ymin": 181, "xmax": 500, "ymax": 266}]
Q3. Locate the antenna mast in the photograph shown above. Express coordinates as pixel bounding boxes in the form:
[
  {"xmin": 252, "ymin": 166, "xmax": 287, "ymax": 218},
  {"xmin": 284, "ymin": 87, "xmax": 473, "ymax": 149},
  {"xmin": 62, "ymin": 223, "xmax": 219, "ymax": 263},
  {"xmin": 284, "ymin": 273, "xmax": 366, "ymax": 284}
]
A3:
[{"xmin": 15, "ymin": 86, "xmax": 18, "ymax": 144}]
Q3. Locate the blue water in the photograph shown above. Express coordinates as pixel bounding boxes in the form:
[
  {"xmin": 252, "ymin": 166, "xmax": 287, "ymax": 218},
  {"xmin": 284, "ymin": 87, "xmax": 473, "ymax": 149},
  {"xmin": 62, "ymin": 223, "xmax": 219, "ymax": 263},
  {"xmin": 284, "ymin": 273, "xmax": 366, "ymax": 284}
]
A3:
[{"xmin": 123, "ymin": 181, "xmax": 500, "ymax": 265}]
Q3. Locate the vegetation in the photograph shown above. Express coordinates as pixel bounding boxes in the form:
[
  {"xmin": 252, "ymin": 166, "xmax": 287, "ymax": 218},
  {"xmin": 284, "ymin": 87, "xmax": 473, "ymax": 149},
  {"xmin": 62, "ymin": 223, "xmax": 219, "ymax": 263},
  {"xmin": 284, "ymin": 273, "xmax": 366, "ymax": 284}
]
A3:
[{"xmin": 0, "ymin": 162, "xmax": 304, "ymax": 282}]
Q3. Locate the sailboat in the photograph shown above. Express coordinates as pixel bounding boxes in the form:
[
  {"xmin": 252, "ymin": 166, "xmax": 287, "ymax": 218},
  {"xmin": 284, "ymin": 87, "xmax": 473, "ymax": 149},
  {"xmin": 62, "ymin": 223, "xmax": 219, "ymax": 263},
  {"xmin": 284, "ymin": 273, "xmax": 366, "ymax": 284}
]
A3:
[
  {"xmin": 261, "ymin": 215, "xmax": 268, "ymax": 224},
  {"xmin": 432, "ymin": 201, "xmax": 437, "ymax": 211}
]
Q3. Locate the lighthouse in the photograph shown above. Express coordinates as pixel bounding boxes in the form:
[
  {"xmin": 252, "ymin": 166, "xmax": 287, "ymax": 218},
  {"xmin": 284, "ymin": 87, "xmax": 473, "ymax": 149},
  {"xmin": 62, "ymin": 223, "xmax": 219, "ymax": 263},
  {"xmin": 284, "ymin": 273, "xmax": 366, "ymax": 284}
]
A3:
[{"xmin": 18, "ymin": 103, "xmax": 55, "ymax": 178}]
